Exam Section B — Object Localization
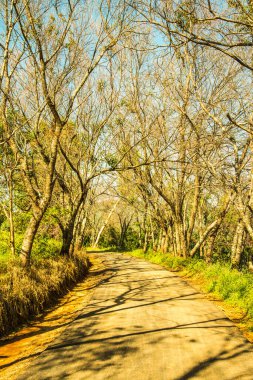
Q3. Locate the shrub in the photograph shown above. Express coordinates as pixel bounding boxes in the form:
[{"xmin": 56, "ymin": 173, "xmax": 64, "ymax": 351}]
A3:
[
  {"xmin": 32, "ymin": 237, "xmax": 61, "ymax": 259},
  {"xmin": 0, "ymin": 250, "xmax": 90, "ymax": 337}
]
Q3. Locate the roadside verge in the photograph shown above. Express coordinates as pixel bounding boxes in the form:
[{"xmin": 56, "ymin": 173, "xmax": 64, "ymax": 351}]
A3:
[
  {"xmin": 0, "ymin": 254, "xmax": 105, "ymax": 380},
  {"xmin": 126, "ymin": 249, "xmax": 253, "ymax": 342}
]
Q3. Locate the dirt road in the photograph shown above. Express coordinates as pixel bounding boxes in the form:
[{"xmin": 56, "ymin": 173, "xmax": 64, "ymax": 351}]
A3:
[{"xmin": 18, "ymin": 253, "xmax": 253, "ymax": 379}]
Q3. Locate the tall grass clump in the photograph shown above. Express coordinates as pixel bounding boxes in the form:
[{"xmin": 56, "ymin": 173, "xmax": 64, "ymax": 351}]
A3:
[
  {"xmin": 0, "ymin": 250, "xmax": 90, "ymax": 337},
  {"xmin": 129, "ymin": 249, "xmax": 189, "ymax": 270}
]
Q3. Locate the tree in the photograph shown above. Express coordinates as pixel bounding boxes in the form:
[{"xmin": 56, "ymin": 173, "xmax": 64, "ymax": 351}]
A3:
[{"xmin": 0, "ymin": 0, "xmax": 132, "ymax": 266}]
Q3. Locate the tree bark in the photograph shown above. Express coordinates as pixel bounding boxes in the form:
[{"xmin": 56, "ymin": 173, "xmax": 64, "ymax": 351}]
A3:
[
  {"xmin": 231, "ymin": 220, "xmax": 245, "ymax": 269},
  {"xmin": 74, "ymin": 212, "xmax": 88, "ymax": 252},
  {"xmin": 20, "ymin": 215, "xmax": 42, "ymax": 267},
  {"xmin": 174, "ymin": 219, "xmax": 188, "ymax": 257},
  {"xmin": 161, "ymin": 228, "xmax": 169, "ymax": 253},
  {"xmin": 204, "ymin": 232, "xmax": 217, "ymax": 263},
  {"xmin": 143, "ymin": 230, "xmax": 148, "ymax": 253},
  {"xmin": 60, "ymin": 223, "xmax": 75, "ymax": 256},
  {"xmin": 8, "ymin": 174, "xmax": 15, "ymax": 256}
]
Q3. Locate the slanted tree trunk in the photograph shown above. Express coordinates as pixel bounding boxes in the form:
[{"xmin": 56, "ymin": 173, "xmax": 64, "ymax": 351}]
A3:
[
  {"xmin": 119, "ymin": 221, "xmax": 127, "ymax": 250},
  {"xmin": 20, "ymin": 126, "xmax": 61, "ymax": 266},
  {"xmin": 20, "ymin": 214, "xmax": 43, "ymax": 267},
  {"xmin": 93, "ymin": 200, "xmax": 119, "ymax": 248},
  {"xmin": 60, "ymin": 192, "xmax": 88, "ymax": 256},
  {"xmin": 74, "ymin": 209, "xmax": 88, "ymax": 252},
  {"xmin": 204, "ymin": 231, "xmax": 218, "ymax": 263},
  {"xmin": 204, "ymin": 216, "xmax": 225, "ymax": 263},
  {"xmin": 190, "ymin": 194, "xmax": 234, "ymax": 258}
]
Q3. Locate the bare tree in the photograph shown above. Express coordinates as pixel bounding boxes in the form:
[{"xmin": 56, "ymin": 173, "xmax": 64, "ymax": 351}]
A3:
[{"xmin": 0, "ymin": 0, "xmax": 132, "ymax": 266}]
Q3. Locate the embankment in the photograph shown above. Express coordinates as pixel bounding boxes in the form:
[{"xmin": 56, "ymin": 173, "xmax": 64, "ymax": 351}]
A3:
[{"xmin": 0, "ymin": 250, "xmax": 90, "ymax": 337}]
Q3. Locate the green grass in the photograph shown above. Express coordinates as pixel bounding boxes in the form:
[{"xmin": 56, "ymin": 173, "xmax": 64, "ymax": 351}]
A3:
[
  {"xmin": 0, "ymin": 253, "xmax": 11, "ymax": 275},
  {"xmin": 0, "ymin": 231, "xmax": 62, "ymax": 275},
  {"xmin": 126, "ymin": 249, "xmax": 253, "ymax": 320}
]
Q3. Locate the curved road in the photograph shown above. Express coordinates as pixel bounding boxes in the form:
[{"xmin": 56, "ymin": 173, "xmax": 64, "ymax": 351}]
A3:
[{"xmin": 19, "ymin": 253, "xmax": 253, "ymax": 379}]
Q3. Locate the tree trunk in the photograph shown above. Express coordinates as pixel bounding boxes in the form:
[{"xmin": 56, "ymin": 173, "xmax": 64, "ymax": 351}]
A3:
[
  {"xmin": 2, "ymin": 170, "xmax": 16, "ymax": 256},
  {"xmin": 198, "ymin": 206, "xmax": 205, "ymax": 257},
  {"xmin": 74, "ymin": 213, "xmax": 88, "ymax": 252},
  {"xmin": 231, "ymin": 220, "xmax": 245, "ymax": 269},
  {"xmin": 187, "ymin": 174, "xmax": 201, "ymax": 247},
  {"xmin": 174, "ymin": 219, "xmax": 188, "ymax": 257},
  {"xmin": 190, "ymin": 194, "xmax": 233, "ymax": 258},
  {"xmin": 161, "ymin": 228, "xmax": 169, "ymax": 253},
  {"xmin": 8, "ymin": 172, "xmax": 15, "ymax": 256},
  {"xmin": 190, "ymin": 219, "xmax": 220, "ymax": 258},
  {"xmin": 60, "ymin": 193, "xmax": 87, "ymax": 256},
  {"xmin": 60, "ymin": 224, "xmax": 74, "ymax": 256},
  {"xmin": 155, "ymin": 228, "xmax": 162, "ymax": 252},
  {"xmin": 149, "ymin": 212, "xmax": 155, "ymax": 250},
  {"xmin": 20, "ymin": 124, "xmax": 62, "ymax": 266},
  {"xmin": 143, "ymin": 230, "xmax": 148, "ymax": 253},
  {"xmin": 93, "ymin": 200, "xmax": 119, "ymax": 247},
  {"xmin": 160, "ymin": 229, "xmax": 165, "ymax": 253},
  {"xmin": 204, "ymin": 232, "xmax": 217, "ymax": 263},
  {"xmin": 20, "ymin": 215, "xmax": 42, "ymax": 267},
  {"xmin": 9, "ymin": 208, "xmax": 15, "ymax": 256},
  {"xmin": 170, "ymin": 223, "xmax": 177, "ymax": 256},
  {"xmin": 238, "ymin": 197, "xmax": 253, "ymax": 241}
]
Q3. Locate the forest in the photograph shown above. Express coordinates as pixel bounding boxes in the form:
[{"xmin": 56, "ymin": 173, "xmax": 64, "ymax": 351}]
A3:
[{"xmin": 1, "ymin": 0, "xmax": 253, "ymax": 335}]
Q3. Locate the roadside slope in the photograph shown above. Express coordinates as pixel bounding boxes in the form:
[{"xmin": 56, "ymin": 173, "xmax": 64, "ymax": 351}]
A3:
[
  {"xmin": 17, "ymin": 252, "xmax": 253, "ymax": 380},
  {"xmin": 0, "ymin": 256, "xmax": 105, "ymax": 380}
]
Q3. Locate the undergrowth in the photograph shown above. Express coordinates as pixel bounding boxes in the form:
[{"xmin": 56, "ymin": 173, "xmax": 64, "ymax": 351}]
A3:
[
  {"xmin": 127, "ymin": 249, "xmax": 253, "ymax": 320},
  {"xmin": 0, "ymin": 250, "xmax": 90, "ymax": 337}
]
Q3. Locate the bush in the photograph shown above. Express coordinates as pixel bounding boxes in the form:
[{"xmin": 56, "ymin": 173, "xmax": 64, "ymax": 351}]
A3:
[
  {"xmin": 32, "ymin": 237, "xmax": 61, "ymax": 259},
  {"xmin": 0, "ymin": 250, "xmax": 90, "ymax": 337},
  {"xmin": 0, "ymin": 231, "xmax": 61, "ymax": 269}
]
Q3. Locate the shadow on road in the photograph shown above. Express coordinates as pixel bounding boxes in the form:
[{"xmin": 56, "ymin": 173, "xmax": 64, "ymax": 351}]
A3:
[{"xmin": 14, "ymin": 253, "xmax": 253, "ymax": 380}]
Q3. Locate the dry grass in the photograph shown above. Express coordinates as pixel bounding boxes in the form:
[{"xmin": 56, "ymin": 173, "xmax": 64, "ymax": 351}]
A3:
[
  {"xmin": 0, "ymin": 250, "xmax": 90, "ymax": 337},
  {"xmin": 0, "ymin": 255, "xmax": 104, "ymax": 380}
]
